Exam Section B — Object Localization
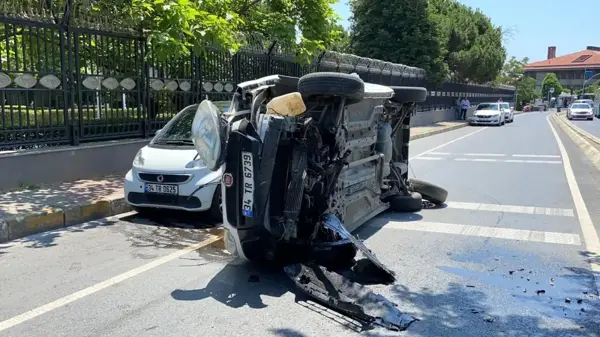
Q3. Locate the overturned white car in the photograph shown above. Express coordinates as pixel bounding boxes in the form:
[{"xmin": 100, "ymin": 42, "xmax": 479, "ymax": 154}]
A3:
[{"xmin": 191, "ymin": 72, "xmax": 447, "ymax": 331}]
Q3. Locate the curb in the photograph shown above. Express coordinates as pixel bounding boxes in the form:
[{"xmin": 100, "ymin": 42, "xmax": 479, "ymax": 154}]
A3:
[
  {"xmin": 0, "ymin": 195, "xmax": 132, "ymax": 243},
  {"xmin": 550, "ymin": 113, "xmax": 600, "ymax": 171},
  {"xmin": 410, "ymin": 123, "xmax": 468, "ymax": 141}
]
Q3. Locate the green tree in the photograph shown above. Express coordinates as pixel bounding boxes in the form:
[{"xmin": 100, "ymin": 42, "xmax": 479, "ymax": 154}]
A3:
[
  {"xmin": 515, "ymin": 76, "xmax": 538, "ymax": 109},
  {"xmin": 541, "ymin": 73, "xmax": 563, "ymax": 99},
  {"xmin": 496, "ymin": 56, "xmax": 529, "ymax": 86},
  {"xmin": 349, "ymin": 0, "xmax": 447, "ymax": 83}
]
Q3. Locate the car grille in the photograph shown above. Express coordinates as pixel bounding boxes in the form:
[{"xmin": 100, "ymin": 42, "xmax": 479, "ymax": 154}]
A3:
[
  {"xmin": 476, "ymin": 115, "xmax": 491, "ymax": 118},
  {"xmin": 138, "ymin": 173, "xmax": 191, "ymax": 184},
  {"xmin": 127, "ymin": 192, "xmax": 202, "ymax": 209}
]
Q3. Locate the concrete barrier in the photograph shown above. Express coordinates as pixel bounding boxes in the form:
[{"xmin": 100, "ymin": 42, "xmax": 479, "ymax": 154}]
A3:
[{"xmin": 0, "ymin": 139, "xmax": 148, "ymax": 191}]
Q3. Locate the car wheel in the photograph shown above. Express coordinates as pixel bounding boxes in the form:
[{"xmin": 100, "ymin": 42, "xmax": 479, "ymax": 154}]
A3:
[
  {"xmin": 409, "ymin": 178, "xmax": 448, "ymax": 205},
  {"xmin": 389, "ymin": 86, "xmax": 428, "ymax": 103},
  {"xmin": 588, "ymin": 118, "xmax": 594, "ymax": 121},
  {"xmin": 386, "ymin": 192, "xmax": 423, "ymax": 213},
  {"xmin": 208, "ymin": 186, "xmax": 222, "ymax": 221},
  {"xmin": 297, "ymin": 72, "xmax": 364, "ymax": 104}
]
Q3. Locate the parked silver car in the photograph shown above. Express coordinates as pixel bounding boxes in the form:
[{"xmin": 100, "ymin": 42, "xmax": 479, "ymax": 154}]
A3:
[{"xmin": 567, "ymin": 103, "xmax": 593, "ymax": 120}]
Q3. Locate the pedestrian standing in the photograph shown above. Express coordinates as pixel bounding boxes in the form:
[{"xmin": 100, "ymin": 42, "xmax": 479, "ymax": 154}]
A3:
[
  {"xmin": 455, "ymin": 97, "xmax": 461, "ymax": 119},
  {"xmin": 460, "ymin": 97, "xmax": 470, "ymax": 120}
]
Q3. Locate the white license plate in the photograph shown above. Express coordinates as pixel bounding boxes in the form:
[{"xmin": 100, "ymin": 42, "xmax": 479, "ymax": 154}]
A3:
[
  {"xmin": 241, "ymin": 151, "xmax": 254, "ymax": 217},
  {"xmin": 145, "ymin": 184, "xmax": 178, "ymax": 195}
]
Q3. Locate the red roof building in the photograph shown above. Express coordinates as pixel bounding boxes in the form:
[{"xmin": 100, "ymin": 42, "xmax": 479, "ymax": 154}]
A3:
[{"xmin": 524, "ymin": 46, "xmax": 600, "ymax": 91}]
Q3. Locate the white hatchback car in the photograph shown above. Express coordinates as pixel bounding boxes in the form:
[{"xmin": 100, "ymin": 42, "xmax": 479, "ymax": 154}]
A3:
[
  {"xmin": 469, "ymin": 102, "xmax": 505, "ymax": 126},
  {"xmin": 124, "ymin": 104, "xmax": 222, "ymax": 219},
  {"xmin": 567, "ymin": 102, "xmax": 593, "ymax": 120},
  {"xmin": 500, "ymin": 102, "xmax": 514, "ymax": 123}
]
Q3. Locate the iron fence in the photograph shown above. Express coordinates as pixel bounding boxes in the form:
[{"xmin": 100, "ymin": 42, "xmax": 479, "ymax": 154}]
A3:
[{"xmin": 0, "ymin": 2, "xmax": 515, "ymax": 150}]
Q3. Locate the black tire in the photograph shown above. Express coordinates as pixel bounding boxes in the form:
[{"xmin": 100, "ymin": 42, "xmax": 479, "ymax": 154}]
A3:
[
  {"xmin": 208, "ymin": 186, "xmax": 223, "ymax": 221},
  {"xmin": 389, "ymin": 86, "xmax": 428, "ymax": 103},
  {"xmin": 297, "ymin": 72, "xmax": 364, "ymax": 104},
  {"xmin": 409, "ymin": 178, "xmax": 448, "ymax": 205},
  {"xmin": 387, "ymin": 192, "xmax": 423, "ymax": 213}
]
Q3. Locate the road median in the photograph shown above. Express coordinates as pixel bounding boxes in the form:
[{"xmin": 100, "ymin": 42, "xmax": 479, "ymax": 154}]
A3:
[
  {"xmin": 550, "ymin": 113, "xmax": 600, "ymax": 171},
  {"xmin": 0, "ymin": 120, "xmax": 481, "ymax": 243}
]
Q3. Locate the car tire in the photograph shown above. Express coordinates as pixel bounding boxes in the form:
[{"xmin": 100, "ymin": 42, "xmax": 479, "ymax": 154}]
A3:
[
  {"xmin": 409, "ymin": 178, "xmax": 448, "ymax": 205},
  {"xmin": 389, "ymin": 86, "xmax": 428, "ymax": 103},
  {"xmin": 588, "ymin": 117, "xmax": 594, "ymax": 121},
  {"xmin": 208, "ymin": 186, "xmax": 222, "ymax": 221},
  {"xmin": 386, "ymin": 192, "xmax": 423, "ymax": 213},
  {"xmin": 297, "ymin": 72, "xmax": 364, "ymax": 104}
]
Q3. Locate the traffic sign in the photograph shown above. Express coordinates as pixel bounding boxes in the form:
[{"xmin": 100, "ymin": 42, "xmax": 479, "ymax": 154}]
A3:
[{"xmin": 549, "ymin": 87, "xmax": 555, "ymax": 93}]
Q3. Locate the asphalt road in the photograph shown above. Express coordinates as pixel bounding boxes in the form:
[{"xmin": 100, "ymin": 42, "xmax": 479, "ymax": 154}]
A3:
[
  {"xmin": 1, "ymin": 111, "xmax": 599, "ymax": 337},
  {"xmin": 571, "ymin": 116, "xmax": 600, "ymax": 139}
]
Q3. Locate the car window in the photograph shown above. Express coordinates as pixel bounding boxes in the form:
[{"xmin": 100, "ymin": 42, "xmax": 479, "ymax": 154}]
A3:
[
  {"xmin": 502, "ymin": 103, "xmax": 510, "ymax": 109},
  {"xmin": 571, "ymin": 104, "xmax": 591, "ymax": 109},
  {"xmin": 476, "ymin": 103, "xmax": 498, "ymax": 111},
  {"xmin": 153, "ymin": 106, "xmax": 198, "ymax": 144}
]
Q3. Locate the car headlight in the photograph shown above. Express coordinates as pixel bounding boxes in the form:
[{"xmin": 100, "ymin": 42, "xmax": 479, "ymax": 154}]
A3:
[{"xmin": 133, "ymin": 149, "xmax": 145, "ymax": 167}]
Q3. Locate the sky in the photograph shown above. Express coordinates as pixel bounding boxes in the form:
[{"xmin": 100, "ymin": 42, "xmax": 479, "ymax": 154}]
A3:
[{"xmin": 332, "ymin": 0, "xmax": 599, "ymax": 64}]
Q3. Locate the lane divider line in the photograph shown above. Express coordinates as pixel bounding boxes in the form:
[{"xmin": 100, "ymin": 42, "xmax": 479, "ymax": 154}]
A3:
[
  {"xmin": 444, "ymin": 201, "xmax": 575, "ymax": 217},
  {"xmin": 0, "ymin": 233, "xmax": 224, "ymax": 333},
  {"xmin": 410, "ymin": 127, "xmax": 488, "ymax": 160},
  {"xmin": 547, "ymin": 114, "xmax": 600, "ymax": 295},
  {"xmin": 378, "ymin": 221, "xmax": 582, "ymax": 246}
]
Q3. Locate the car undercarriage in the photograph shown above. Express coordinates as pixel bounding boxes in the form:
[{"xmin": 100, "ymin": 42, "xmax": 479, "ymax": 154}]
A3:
[{"xmin": 191, "ymin": 72, "xmax": 448, "ymax": 332}]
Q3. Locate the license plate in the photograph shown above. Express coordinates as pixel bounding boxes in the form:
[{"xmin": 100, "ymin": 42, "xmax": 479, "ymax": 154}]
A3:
[
  {"xmin": 145, "ymin": 183, "xmax": 178, "ymax": 195},
  {"xmin": 241, "ymin": 151, "xmax": 254, "ymax": 217}
]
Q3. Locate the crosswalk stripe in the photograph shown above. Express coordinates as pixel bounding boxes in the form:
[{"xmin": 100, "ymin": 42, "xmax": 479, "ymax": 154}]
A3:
[
  {"xmin": 378, "ymin": 221, "xmax": 581, "ymax": 246},
  {"xmin": 444, "ymin": 201, "xmax": 575, "ymax": 217}
]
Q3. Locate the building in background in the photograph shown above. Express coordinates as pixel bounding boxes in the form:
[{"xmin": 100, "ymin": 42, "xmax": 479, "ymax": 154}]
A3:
[{"xmin": 524, "ymin": 46, "xmax": 600, "ymax": 91}]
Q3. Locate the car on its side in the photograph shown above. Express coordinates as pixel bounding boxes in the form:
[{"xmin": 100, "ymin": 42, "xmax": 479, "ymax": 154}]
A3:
[
  {"xmin": 469, "ymin": 102, "xmax": 505, "ymax": 126},
  {"xmin": 123, "ymin": 104, "xmax": 223, "ymax": 220},
  {"xmin": 500, "ymin": 102, "xmax": 514, "ymax": 123},
  {"xmin": 567, "ymin": 103, "xmax": 593, "ymax": 121}
]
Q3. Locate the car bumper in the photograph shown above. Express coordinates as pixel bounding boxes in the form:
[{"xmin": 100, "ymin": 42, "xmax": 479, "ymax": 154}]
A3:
[
  {"xmin": 124, "ymin": 169, "xmax": 219, "ymax": 211},
  {"xmin": 469, "ymin": 117, "xmax": 502, "ymax": 125},
  {"xmin": 569, "ymin": 113, "xmax": 593, "ymax": 119}
]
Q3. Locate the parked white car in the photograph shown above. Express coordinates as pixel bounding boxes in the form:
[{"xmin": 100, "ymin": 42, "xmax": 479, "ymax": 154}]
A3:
[
  {"xmin": 469, "ymin": 102, "xmax": 505, "ymax": 126},
  {"xmin": 567, "ymin": 103, "xmax": 593, "ymax": 121},
  {"xmin": 124, "ymin": 104, "xmax": 222, "ymax": 219},
  {"xmin": 500, "ymin": 102, "xmax": 514, "ymax": 123}
]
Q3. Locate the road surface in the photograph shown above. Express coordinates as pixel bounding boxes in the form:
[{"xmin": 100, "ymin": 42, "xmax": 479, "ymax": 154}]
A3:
[
  {"xmin": 571, "ymin": 117, "xmax": 600, "ymax": 139},
  {"xmin": 1, "ymin": 111, "xmax": 599, "ymax": 337}
]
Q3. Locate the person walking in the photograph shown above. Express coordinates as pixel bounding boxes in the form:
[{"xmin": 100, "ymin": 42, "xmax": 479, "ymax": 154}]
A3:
[{"xmin": 460, "ymin": 97, "xmax": 470, "ymax": 120}]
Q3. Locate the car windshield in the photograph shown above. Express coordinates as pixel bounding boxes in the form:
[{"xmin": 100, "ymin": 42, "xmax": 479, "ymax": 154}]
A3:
[
  {"xmin": 502, "ymin": 103, "xmax": 509, "ymax": 109},
  {"xmin": 152, "ymin": 106, "xmax": 197, "ymax": 146},
  {"xmin": 477, "ymin": 103, "xmax": 499, "ymax": 111},
  {"xmin": 571, "ymin": 103, "xmax": 591, "ymax": 109}
]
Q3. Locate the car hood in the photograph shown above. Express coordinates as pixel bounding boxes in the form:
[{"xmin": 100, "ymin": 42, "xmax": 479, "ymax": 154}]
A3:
[
  {"xmin": 134, "ymin": 146, "xmax": 202, "ymax": 171},
  {"xmin": 571, "ymin": 109, "xmax": 592, "ymax": 113}
]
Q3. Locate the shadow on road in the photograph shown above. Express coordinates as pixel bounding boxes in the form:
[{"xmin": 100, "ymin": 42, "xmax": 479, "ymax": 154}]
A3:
[{"xmin": 171, "ymin": 259, "xmax": 290, "ymax": 309}]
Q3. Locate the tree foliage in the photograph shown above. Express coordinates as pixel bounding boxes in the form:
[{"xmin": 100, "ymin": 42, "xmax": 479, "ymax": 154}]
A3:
[
  {"xmin": 496, "ymin": 56, "xmax": 529, "ymax": 86},
  {"xmin": 349, "ymin": 0, "xmax": 506, "ymax": 84},
  {"xmin": 541, "ymin": 73, "xmax": 563, "ymax": 99},
  {"xmin": 515, "ymin": 76, "xmax": 538, "ymax": 109}
]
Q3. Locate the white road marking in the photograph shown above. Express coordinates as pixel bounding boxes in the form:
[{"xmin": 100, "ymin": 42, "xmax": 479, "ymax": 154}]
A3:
[
  {"xmin": 504, "ymin": 159, "xmax": 562, "ymax": 164},
  {"xmin": 455, "ymin": 158, "xmax": 498, "ymax": 162},
  {"xmin": 512, "ymin": 154, "xmax": 561, "ymax": 158},
  {"xmin": 429, "ymin": 152, "xmax": 451, "ymax": 155},
  {"xmin": 415, "ymin": 156, "xmax": 444, "ymax": 160},
  {"xmin": 0, "ymin": 233, "xmax": 224, "ymax": 333},
  {"xmin": 445, "ymin": 201, "xmax": 575, "ymax": 217},
  {"xmin": 463, "ymin": 153, "xmax": 506, "ymax": 157},
  {"xmin": 410, "ymin": 127, "xmax": 488, "ymax": 160},
  {"xmin": 547, "ymin": 115, "xmax": 600, "ymax": 293},
  {"xmin": 381, "ymin": 221, "xmax": 582, "ymax": 246}
]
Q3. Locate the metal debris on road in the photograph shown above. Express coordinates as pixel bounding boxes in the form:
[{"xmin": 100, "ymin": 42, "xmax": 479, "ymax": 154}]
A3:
[
  {"xmin": 483, "ymin": 315, "xmax": 495, "ymax": 322},
  {"xmin": 535, "ymin": 290, "xmax": 546, "ymax": 295},
  {"xmin": 284, "ymin": 263, "xmax": 418, "ymax": 332},
  {"xmin": 565, "ymin": 298, "xmax": 572, "ymax": 303},
  {"xmin": 466, "ymin": 285, "xmax": 475, "ymax": 288}
]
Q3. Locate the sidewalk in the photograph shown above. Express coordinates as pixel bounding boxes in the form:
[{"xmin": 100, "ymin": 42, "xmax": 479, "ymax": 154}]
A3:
[{"xmin": 0, "ymin": 121, "xmax": 468, "ymax": 243}]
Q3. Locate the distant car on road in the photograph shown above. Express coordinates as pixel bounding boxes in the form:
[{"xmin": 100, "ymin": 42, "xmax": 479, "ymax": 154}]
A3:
[
  {"xmin": 500, "ymin": 102, "xmax": 514, "ymax": 123},
  {"xmin": 567, "ymin": 103, "xmax": 594, "ymax": 121},
  {"xmin": 124, "ymin": 104, "xmax": 222, "ymax": 220},
  {"xmin": 469, "ymin": 102, "xmax": 505, "ymax": 126}
]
